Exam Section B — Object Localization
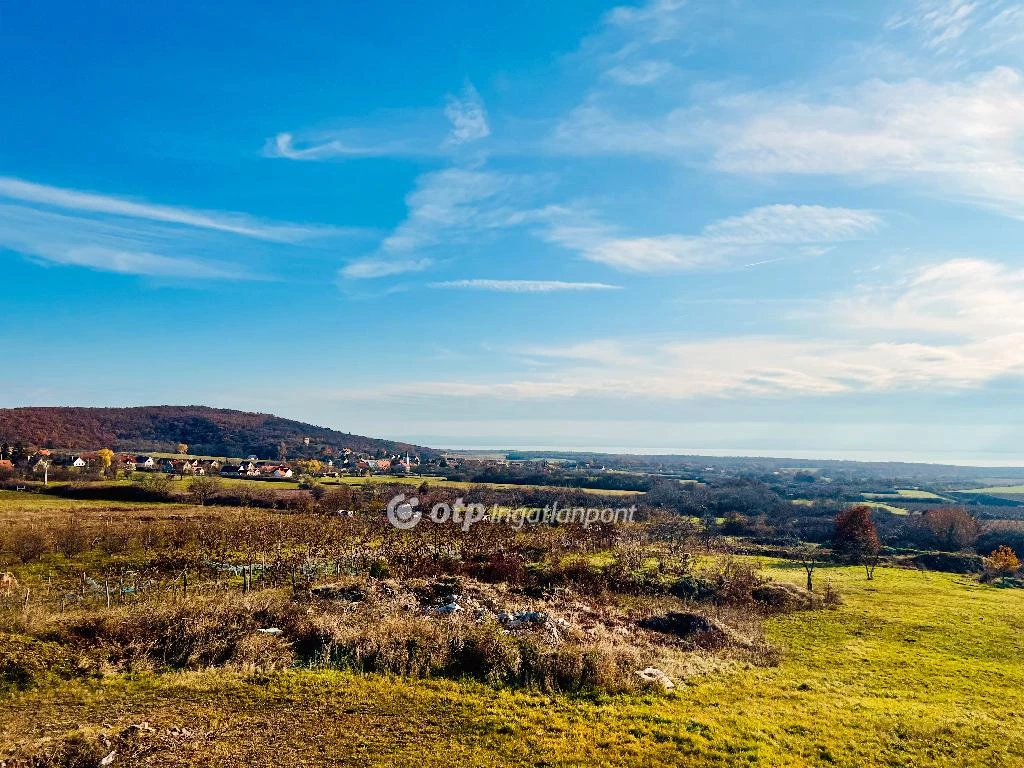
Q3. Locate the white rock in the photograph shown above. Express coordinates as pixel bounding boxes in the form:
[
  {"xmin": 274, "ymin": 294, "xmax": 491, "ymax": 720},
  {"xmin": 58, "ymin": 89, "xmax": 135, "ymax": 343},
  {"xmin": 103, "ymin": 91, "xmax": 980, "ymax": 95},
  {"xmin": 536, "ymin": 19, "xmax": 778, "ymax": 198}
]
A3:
[{"xmin": 636, "ymin": 667, "xmax": 675, "ymax": 690}]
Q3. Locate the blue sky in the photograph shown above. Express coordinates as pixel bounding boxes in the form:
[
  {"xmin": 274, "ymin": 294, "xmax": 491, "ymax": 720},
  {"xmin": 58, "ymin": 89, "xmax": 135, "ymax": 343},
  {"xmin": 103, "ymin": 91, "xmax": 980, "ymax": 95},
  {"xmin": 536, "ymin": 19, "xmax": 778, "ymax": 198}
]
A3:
[{"xmin": 3, "ymin": 0, "xmax": 1024, "ymax": 463}]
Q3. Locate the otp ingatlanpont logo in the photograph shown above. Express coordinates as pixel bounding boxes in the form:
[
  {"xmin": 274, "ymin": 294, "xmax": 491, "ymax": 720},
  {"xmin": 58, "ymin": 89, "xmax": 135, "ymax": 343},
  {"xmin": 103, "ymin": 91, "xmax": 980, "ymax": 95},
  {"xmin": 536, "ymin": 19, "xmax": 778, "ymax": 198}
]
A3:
[{"xmin": 386, "ymin": 493, "xmax": 421, "ymax": 530}]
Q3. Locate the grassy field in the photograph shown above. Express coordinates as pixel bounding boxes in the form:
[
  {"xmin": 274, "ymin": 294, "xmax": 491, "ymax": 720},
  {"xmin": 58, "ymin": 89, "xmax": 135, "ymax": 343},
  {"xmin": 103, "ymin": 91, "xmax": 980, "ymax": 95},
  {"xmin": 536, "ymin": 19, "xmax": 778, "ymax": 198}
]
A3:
[
  {"xmin": 955, "ymin": 485, "xmax": 1024, "ymax": 502},
  {"xmin": 21, "ymin": 474, "xmax": 644, "ymax": 497},
  {"xmin": 2, "ymin": 562, "xmax": 1021, "ymax": 766},
  {"xmin": 859, "ymin": 501, "xmax": 910, "ymax": 515},
  {"xmin": 864, "ymin": 489, "xmax": 947, "ymax": 501}
]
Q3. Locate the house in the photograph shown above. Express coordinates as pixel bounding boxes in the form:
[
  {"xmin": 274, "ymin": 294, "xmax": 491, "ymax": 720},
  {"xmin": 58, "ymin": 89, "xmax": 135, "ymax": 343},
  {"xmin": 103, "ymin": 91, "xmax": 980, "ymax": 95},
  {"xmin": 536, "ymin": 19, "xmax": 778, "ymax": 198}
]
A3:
[
  {"xmin": 356, "ymin": 458, "xmax": 392, "ymax": 474},
  {"xmin": 71, "ymin": 456, "xmax": 87, "ymax": 468},
  {"xmin": 120, "ymin": 455, "xmax": 137, "ymax": 471},
  {"xmin": 181, "ymin": 460, "xmax": 205, "ymax": 475},
  {"xmin": 262, "ymin": 465, "xmax": 294, "ymax": 479},
  {"xmin": 158, "ymin": 458, "xmax": 177, "ymax": 473},
  {"xmin": 239, "ymin": 461, "xmax": 260, "ymax": 476},
  {"xmin": 135, "ymin": 456, "xmax": 156, "ymax": 470},
  {"xmin": 220, "ymin": 465, "xmax": 242, "ymax": 476}
]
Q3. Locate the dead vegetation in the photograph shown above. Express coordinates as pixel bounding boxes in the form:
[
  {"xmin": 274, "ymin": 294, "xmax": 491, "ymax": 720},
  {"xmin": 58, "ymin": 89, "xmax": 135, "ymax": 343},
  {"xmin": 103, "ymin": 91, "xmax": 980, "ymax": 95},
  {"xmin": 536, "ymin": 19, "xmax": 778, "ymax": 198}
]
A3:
[{"xmin": 0, "ymin": 496, "xmax": 836, "ymax": 699}]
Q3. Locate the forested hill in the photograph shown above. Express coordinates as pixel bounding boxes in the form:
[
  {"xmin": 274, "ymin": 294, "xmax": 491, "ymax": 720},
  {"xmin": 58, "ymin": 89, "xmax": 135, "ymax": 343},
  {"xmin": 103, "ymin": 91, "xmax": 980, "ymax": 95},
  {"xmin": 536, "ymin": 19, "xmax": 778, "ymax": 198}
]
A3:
[{"xmin": 0, "ymin": 406, "xmax": 433, "ymax": 459}]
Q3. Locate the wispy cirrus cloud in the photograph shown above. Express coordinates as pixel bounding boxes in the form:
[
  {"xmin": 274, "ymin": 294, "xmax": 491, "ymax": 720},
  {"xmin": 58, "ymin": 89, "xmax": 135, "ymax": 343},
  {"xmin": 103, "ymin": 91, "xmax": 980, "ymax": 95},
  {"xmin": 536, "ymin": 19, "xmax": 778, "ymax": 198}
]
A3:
[
  {"xmin": 340, "ymin": 168, "xmax": 539, "ymax": 279},
  {"xmin": 0, "ymin": 176, "xmax": 353, "ymax": 280},
  {"xmin": 604, "ymin": 60, "xmax": 675, "ymax": 85},
  {"xmin": 354, "ymin": 258, "xmax": 1024, "ymax": 402},
  {"xmin": 553, "ymin": 65, "xmax": 1024, "ymax": 221},
  {"xmin": 340, "ymin": 257, "xmax": 434, "ymax": 279},
  {"xmin": 545, "ymin": 204, "xmax": 881, "ymax": 272},
  {"xmin": 267, "ymin": 81, "xmax": 491, "ymax": 162},
  {"xmin": 0, "ymin": 204, "xmax": 265, "ymax": 280},
  {"xmin": 429, "ymin": 279, "xmax": 620, "ymax": 292},
  {"xmin": 264, "ymin": 132, "xmax": 403, "ymax": 161},
  {"xmin": 0, "ymin": 176, "xmax": 326, "ymax": 241},
  {"xmin": 444, "ymin": 83, "xmax": 490, "ymax": 145},
  {"xmin": 886, "ymin": 0, "xmax": 1024, "ymax": 62}
]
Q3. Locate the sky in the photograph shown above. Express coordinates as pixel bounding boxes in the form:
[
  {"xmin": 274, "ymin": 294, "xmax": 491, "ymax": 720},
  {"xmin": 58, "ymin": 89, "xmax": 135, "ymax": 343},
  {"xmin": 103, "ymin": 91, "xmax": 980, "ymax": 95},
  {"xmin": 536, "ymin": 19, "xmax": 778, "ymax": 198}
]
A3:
[{"xmin": 3, "ymin": 0, "xmax": 1024, "ymax": 464}]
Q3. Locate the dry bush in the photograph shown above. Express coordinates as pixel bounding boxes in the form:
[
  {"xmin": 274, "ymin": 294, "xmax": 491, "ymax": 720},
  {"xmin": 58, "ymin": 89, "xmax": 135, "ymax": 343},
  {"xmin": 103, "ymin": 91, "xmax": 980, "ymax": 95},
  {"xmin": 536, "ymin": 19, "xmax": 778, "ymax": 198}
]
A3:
[
  {"xmin": 229, "ymin": 632, "xmax": 295, "ymax": 672},
  {"xmin": 42, "ymin": 592, "xmax": 303, "ymax": 671},
  {"xmin": 6, "ymin": 526, "xmax": 49, "ymax": 563},
  {"xmin": 308, "ymin": 611, "xmax": 641, "ymax": 693},
  {"xmin": 54, "ymin": 517, "xmax": 90, "ymax": 558}
]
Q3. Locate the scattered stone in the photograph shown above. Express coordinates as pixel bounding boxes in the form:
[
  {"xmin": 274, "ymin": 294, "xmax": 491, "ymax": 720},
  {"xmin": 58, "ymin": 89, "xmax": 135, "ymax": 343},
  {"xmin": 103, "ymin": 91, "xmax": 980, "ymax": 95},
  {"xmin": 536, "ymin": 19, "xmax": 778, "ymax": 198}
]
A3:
[
  {"xmin": 99, "ymin": 750, "xmax": 117, "ymax": 766},
  {"xmin": 497, "ymin": 610, "xmax": 548, "ymax": 628},
  {"xmin": 256, "ymin": 627, "xmax": 283, "ymax": 636},
  {"xmin": 636, "ymin": 667, "xmax": 675, "ymax": 690}
]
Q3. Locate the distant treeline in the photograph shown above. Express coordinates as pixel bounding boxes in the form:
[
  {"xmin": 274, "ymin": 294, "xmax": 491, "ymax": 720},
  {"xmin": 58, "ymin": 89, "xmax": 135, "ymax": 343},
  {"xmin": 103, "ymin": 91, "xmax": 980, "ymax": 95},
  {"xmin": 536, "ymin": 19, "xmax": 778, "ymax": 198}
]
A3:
[{"xmin": 443, "ymin": 464, "xmax": 654, "ymax": 492}]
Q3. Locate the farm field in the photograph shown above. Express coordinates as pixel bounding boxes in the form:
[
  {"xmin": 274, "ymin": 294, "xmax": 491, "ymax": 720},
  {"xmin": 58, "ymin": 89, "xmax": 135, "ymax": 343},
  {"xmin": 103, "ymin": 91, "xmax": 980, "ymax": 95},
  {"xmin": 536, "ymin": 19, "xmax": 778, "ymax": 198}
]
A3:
[
  {"xmin": 2, "ymin": 559, "xmax": 1021, "ymax": 766},
  {"xmin": 955, "ymin": 485, "xmax": 1024, "ymax": 501},
  {"xmin": 864, "ymin": 489, "xmax": 948, "ymax": 500},
  {"xmin": 858, "ymin": 500, "xmax": 910, "ymax": 515}
]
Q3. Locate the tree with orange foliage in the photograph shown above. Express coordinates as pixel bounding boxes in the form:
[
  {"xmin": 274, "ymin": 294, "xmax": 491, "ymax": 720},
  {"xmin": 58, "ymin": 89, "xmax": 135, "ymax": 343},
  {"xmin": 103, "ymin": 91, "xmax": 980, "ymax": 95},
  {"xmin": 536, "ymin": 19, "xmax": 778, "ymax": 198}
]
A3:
[{"xmin": 984, "ymin": 545, "xmax": 1021, "ymax": 576}]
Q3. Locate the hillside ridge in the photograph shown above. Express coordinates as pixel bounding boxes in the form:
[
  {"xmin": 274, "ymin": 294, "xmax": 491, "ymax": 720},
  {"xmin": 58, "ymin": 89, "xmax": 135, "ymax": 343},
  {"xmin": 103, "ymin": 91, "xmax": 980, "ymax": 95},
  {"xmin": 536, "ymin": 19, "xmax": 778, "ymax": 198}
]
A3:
[{"xmin": 0, "ymin": 405, "xmax": 432, "ymax": 459}]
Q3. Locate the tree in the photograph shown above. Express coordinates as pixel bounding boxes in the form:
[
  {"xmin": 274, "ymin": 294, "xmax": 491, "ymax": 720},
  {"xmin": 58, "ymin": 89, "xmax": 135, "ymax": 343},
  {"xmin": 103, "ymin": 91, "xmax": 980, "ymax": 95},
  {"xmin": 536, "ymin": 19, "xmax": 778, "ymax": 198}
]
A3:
[
  {"xmin": 96, "ymin": 448, "xmax": 115, "ymax": 472},
  {"xmin": 984, "ymin": 545, "xmax": 1021, "ymax": 576},
  {"xmin": 187, "ymin": 475, "xmax": 223, "ymax": 506},
  {"xmin": 923, "ymin": 507, "xmax": 979, "ymax": 552},
  {"xmin": 298, "ymin": 459, "xmax": 323, "ymax": 476},
  {"xmin": 796, "ymin": 542, "xmax": 825, "ymax": 592},
  {"xmin": 176, "ymin": 443, "xmax": 189, "ymax": 455},
  {"xmin": 134, "ymin": 471, "xmax": 173, "ymax": 497},
  {"xmin": 833, "ymin": 505, "xmax": 881, "ymax": 578}
]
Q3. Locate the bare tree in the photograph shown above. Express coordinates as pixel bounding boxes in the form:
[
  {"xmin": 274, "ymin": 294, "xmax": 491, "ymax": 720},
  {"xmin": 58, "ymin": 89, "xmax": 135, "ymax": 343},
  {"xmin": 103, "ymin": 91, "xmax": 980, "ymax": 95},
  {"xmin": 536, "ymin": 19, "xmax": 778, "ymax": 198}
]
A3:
[{"xmin": 187, "ymin": 475, "xmax": 223, "ymax": 506}]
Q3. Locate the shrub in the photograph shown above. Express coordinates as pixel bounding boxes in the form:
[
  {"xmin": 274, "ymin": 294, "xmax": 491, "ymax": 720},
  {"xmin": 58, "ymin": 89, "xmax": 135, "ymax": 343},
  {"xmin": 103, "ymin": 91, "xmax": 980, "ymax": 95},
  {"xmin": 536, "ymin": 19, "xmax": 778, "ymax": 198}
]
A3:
[
  {"xmin": 133, "ymin": 472, "xmax": 174, "ymax": 498},
  {"xmin": 984, "ymin": 545, "xmax": 1021, "ymax": 576},
  {"xmin": 8, "ymin": 526, "xmax": 49, "ymax": 563},
  {"xmin": 54, "ymin": 517, "xmax": 90, "ymax": 558}
]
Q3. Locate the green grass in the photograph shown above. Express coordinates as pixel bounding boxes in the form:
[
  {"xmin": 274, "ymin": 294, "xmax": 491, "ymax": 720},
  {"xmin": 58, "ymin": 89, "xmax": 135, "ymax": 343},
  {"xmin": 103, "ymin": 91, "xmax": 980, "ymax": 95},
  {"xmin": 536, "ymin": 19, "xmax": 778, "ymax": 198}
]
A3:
[
  {"xmin": 3, "ymin": 563, "xmax": 1022, "ymax": 766},
  {"xmin": 955, "ymin": 485, "xmax": 1024, "ymax": 502},
  {"xmin": 864, "ymin": 489, "xmax": 946, "ymax": 500},
  {"xmin": 860, "ymin": 501, "xmax": 910, "ymax": 515}
]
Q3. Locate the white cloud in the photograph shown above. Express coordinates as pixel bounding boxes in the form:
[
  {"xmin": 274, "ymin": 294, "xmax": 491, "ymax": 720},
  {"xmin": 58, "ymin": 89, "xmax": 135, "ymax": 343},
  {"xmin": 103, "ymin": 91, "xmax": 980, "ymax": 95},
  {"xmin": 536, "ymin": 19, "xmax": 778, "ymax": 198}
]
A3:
[
  {"xmin": 340, "ymin": 168, "xmax": 539, "ymax": 279},
  {"xmin": 885, "ymin": 0, "xmax": 1024, "ymax": 62},
  {"xmin": 555, "ymin": 65, "xmax": 1024, "ymax": 221},
  {"xmin": 429, "ymin": 279, "xmax": 621, "ymax": 292},
  {"xmin": 603, "ymin": 0, "xmax": 689, "ymax": 48},
  {"xmin": 887, "ymin": 0, "xmax": 982, "ymax": 50},
  {"xmin": 356, "ymin": 258, "xmax": 1024, "ymax": 401},
  {"xmin": 836, "ymin": 257, "xmax": 1024, "ymax": 336},
  {"xmin": 604, "ymin": 60, "xmax": 675, "ymax": 85},
  {"xmin": 545, "ymin": 204, "xmax": 880, "ymax": 272},
  {"xmin": 42, "ymin": 245, "xmax": 249, "ymax": 280},
  {"xmin": 340, "ymin": 257, "xmax": 433, "ymax": 279},
  {"xmin": 444, "ymin": 83, "xmax": 490, "ymax": 145},
  {"xmin": 0, "ymin": 204, "xmax": 259, "ymax": 280},
  {"xmin": 711, "ymin": 67, "xmax": 1024, "ymax": 218},
  {"xmin": 264, "ymin": 132, "xmax": 396, "ymax": 161},
  {"xmin": 0, "ymin": 176, "xmax": 321, "ymax": 242}
]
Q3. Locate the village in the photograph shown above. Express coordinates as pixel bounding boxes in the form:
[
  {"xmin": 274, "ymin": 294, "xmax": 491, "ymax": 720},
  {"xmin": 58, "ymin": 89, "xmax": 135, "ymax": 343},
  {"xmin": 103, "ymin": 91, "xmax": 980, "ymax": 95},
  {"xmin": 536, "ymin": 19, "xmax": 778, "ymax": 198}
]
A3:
[{"xmin": 0, "ymin": 444, "xmax": 423, "ymax": 482}]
